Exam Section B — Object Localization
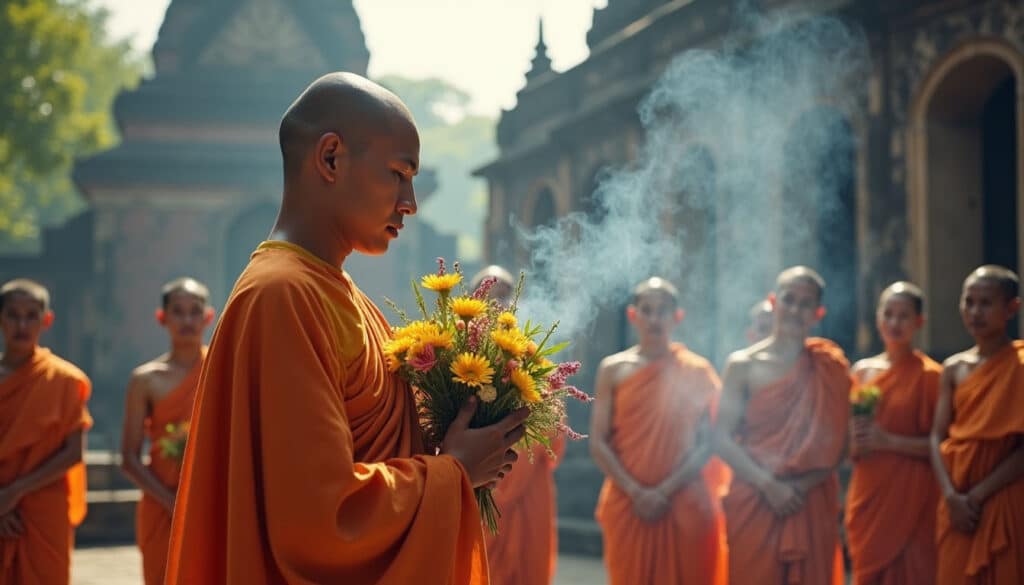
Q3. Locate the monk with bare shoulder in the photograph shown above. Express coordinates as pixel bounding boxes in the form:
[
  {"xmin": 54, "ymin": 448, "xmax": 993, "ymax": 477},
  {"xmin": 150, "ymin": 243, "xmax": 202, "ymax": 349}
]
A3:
[
  {"xmin": 714, "ymin": 266, "xmax": 850, "ymax": 585},
  {"xmin": 592, "ymin": 277, "xmax": 726, "ymax": 585},
  {"xmin": 120, "ymin": 278, "xmax": 213, "ymax": 585},
  {"xmin": 931, "ymin": 265, "xmax": 1024, "ymax": 585}
]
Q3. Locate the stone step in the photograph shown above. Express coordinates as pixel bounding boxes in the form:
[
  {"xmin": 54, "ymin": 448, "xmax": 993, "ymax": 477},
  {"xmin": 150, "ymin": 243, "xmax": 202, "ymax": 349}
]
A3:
[
  {"xmin": 77, "ymin": 489, "xmax": 139, "ymax": 545},
  {"xmin": 558, "ymin": 517, "xmax": 603, "ymax": 557},
  {"xmin": 84, "ymin": 451, "xmax": 143, "ymax": 492}
]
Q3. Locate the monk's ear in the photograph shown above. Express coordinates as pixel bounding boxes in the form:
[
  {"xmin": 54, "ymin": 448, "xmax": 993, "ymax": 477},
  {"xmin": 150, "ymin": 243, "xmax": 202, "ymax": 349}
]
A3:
[
  {"xmin": 203, "ymin": 307, "xmax": 215, "ymax": 325},
  {"xmin": 767, "ymin": 293, "xmax": 777, "ymax": 309},
  {"xmin": 41, "ymin": 310, "xmax": 54, "ymax": 330},
  {"xmin": 315, "ymin": 132, "xmax": 346, "ymax": 183},
  {"xmin": 626, "ymin": 306, "xmax": 637, "ymax": 322},
  {"xmin": 814, "ymin": 306, "xmax": 827, "ymax": 321},
  {"xmin": 674, "ymin": 308, "xmax": 685, "ymax": 323},
  {"xmin": 1009, "ymin": 297, "xmax": 1022, "ymax": 315},
  {"xmin": 155, "ymin": 308, "xmax": 166, "ymax": 325}
]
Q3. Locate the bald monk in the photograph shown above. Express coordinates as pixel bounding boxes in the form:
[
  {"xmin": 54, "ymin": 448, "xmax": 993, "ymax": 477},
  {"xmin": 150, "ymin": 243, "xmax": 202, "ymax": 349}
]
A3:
[
  {"xmin": 0, "ymin": 279, "xmax": 92, "ymax": 584},
  {"xmin": 472, "ymin": 265, "xmax": 564, "ymax": 585},
  {"xmin": 714, "ymin": 266, "xmax": 850, "ymax": 585},
  {"xmin": 592, "ymin": 277, "xmax": 727, "ymax": 585},
  {"xmin": 932, "ymin": 265, "xmax": 1024, "ymax": 585},
  {"xmin": 846, "ymin": 282, "xmax": 941, "ymax": 585},
  {"xmin": 747, "ymin": 299, "xmax": 774, "ymax": 343},
  {"xmin": 120, "ymin": 278, "xmax": 213, "ymax": 585},
  {"xmin": 166, "ymin": 73, "xmax": 528, "ymax": 585}
]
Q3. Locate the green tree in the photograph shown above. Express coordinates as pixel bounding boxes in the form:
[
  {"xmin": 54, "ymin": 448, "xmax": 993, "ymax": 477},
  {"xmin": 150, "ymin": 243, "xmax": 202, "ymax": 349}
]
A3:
[
  {"xmin": 0, "ymin": 0, "xmax": 142, "ymax": 253},
  {"xmin": 377, "ymin": 75, "xmax": 496, "ymax": 261}
]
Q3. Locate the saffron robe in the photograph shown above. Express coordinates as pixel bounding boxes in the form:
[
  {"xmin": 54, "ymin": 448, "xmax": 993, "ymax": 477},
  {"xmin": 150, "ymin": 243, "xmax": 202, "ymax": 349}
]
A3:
[{"xmin": 166, "ymin": 241, "xmax": 487, "ymax": 584}]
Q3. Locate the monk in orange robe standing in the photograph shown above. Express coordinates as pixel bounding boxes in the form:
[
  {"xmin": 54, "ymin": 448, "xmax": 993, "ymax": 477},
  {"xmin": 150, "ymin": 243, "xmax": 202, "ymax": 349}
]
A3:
[
  {"xmin": 846, "ymin": 281, "xmax": 941, "ymax": 585},
  {"xmin": 0, "ymin": 279, "xmax": 92, "ymax": 585},
  {"xmin": 714, "ymin": 266, "xmax": 850, "ymax": 585},
  {"xmin": 592, "ymin": 277, "xmax": 727, "ymax": 585},
  {"xmin": 120, "ymin": 277, "xmax": 213, "ymax": 585},
  {"xmin": 473, "ymin": 265, "xmax": 564, "ymax": 585},
  {"xmin": 166, "ymin": 72, "xmax": 528, "ymax": 585},
  {"xmin": 932, "ymin": 265, "xmax": 1024, "ymax": 585}
]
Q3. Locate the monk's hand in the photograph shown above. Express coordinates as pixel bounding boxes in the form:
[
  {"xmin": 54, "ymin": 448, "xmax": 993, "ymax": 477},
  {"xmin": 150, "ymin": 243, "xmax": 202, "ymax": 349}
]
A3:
[
  {"xmin": 852, "ymin": 417, "xmax": 886, "ymax": 455},
  {"xmin": 0, "ymin": 510, "xmax": 24, "ymax": 539},
  {"xmin": 441, "ymin": 397, "xmax": 529, "ymax": 488},
  {"xmin": 761, "ymin": 478, "xmax": 804, "ymax": 517},
  {"xmin": 631, "ymin": 487, "xmax": 670, "ymax": 523},
  {"xmin": 945, "ymin": 491, "xmax": 980, "ymax": 533}
]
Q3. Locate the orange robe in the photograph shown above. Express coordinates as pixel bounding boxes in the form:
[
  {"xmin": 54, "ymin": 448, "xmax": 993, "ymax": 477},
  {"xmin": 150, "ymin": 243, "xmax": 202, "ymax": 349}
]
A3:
[
  {"xmin": 166, "ymin": 241, "xmax": 486, "ymax": 585},
  {"xmin": 484, "ymin": 436, "xmax": 563, "ymax": 585},
  {"xmin": 937, "ymin": 340, "xmax": 1024, "ymax": 585},
  {"xmin": 136, "ymin": 348, "xmax": 205, "ymax": 585},
  {"xmin": 723, "ymin": 338, "xmax": 850, "ymax": 585},
  {"xmin": 0, "ymin": 348, "xmax": 92, "ymax": 585},
  {"xmin": 595, "ymin": 343, "xmax": 728, "ymax": 585},
  {"xmin": 846, "ymin": 351, "xmax": 941, "ymax": 585}
]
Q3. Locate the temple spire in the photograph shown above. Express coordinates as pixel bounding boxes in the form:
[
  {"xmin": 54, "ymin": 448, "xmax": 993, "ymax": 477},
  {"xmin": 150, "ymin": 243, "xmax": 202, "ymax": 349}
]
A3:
[{"xmin": 525, "ymin": 17, "xmax": 552, "ymax": 82}]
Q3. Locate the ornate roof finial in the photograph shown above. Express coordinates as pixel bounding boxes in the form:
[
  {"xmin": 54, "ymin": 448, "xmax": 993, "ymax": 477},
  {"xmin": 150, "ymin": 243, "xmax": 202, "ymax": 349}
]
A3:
[{"xmin": 526, "ymin": 17, "xmax": 552, "ymax": 82}]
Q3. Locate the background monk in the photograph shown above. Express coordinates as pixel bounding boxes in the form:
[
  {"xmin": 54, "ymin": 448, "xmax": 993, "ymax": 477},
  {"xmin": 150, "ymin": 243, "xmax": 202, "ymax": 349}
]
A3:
[
  {"xmin": 747, "ymin": 299, "xmax": 774, "ymax": 343},
  {"xmin": 120, "ymin": 277, "xmax": 213, "ymax": 585},
  {"xmin": 0, "ymin": 279, "xmax": 92, "ymax": 585},
  {"xmin": 846, "ymin": 282, "xmax": 941, "ymax": 585},
  {"xmin": 592, "ymin": 277, "xmax": 727, "ymax": 585},
  {"xmin": 472, "ymin": 265, "xmax": 564, "ymax": 585},
  {"xmin": 714, "ymin": 266, "xmax": 850, "ymax": 585},
  {"xmin": 931, "ymin": 265, "xmax": 1023, "ymax": 585},
  {"xmin": 166, "ymin": 72, "xmax": 527, "ymax": 585}
]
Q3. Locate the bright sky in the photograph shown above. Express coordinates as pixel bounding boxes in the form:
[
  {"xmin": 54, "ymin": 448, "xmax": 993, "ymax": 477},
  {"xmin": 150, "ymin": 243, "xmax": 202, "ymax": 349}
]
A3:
[{"xmin": 92, "ymin": 0, "xmax": 605, "ymax": 116}]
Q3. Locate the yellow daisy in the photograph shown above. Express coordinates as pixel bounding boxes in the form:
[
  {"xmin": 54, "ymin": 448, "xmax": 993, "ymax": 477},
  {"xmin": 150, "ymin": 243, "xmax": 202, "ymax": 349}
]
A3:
[
  {"xmin": 421, "ymin": 273, "xmax": 462, "ymax": 293},
  {"xmin": 525, "ymin": 340, "xmax": 538, "ymax": 356},
  {"xmin": 510, "ymin": 368, "xmax": 541, "ymax": 403},
  {"xmin": 394, "ymin": 321, "xmax": 436, "ymax": 341},
  {"xmin": 418, "ymin": 328, "xmax": 454, "ymax": 349},
  {"xmin": 497, "ymin": 312, "xmax": 517, "ymax": 329},
  {"xmin": 450, "ymin": 353, "xmax": 495, "ymax": 388},
  {"xmin": 384, "ymin": 336, "xmax": 415, "ymax": 357},
  {"xmin": 386, "ymin": 352, "xmax": 402, "ymax": 372},
  {"xmin": 450, "ymin": 297, "xmax": 488, "ymax": 321},
  {"xmin": 491, "ymin": 329, "xmax": 529, "ymax": 357}
]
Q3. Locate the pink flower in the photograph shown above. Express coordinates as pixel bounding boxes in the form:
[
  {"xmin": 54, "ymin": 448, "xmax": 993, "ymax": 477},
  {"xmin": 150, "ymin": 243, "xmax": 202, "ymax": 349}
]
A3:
[
  {"xmin": 547, "ymin": 361, "xmax": 582, "ymax": 389},
  {"xmin": 471, "ymin": 276, "xmax": 497, "ymax": 300},
  {"xmin": 436, "ymin": 257, "xmax": 446, "ymax": 275},
  {"xmin": 455, "ymin": 320, "xmax": 466, "ymax": 331},
  {"xmin": 564, "ymin": 385, "xmax": 594, "ymax": 403},
  {"xmin": 557, "ymin": 421, "xmax": 588, "ymax": 441},
  {"xmin": 467, "ymin": 316, "xmax": 490, "ymax": 352},
  {"xmin": 407, "ymin": 344, "xmax": 437, "ymax": 373}
]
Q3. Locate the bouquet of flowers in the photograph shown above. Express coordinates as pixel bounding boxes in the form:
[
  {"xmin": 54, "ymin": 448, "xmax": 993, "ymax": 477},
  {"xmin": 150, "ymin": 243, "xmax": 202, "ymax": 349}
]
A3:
[
  {"xmin": 157, "ymin": 421, "xmax": 190, "ymax": 463},
  {"xmin": 385, "ymin": 259, "xmax": 590, "ymax": 533},
  {"xmin": 850, "ymin": 385, "xmax": 882, "ymax": 417}
]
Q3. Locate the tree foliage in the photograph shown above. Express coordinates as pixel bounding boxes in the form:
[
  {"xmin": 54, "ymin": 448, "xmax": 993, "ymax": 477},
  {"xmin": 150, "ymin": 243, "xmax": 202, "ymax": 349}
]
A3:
[{"xmin": 0, "ymin": 0, "xmax": 142, "ymax": 252}]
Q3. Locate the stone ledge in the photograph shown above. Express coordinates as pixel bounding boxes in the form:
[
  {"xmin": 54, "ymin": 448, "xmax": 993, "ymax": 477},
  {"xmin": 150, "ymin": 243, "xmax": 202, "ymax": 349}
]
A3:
[{"xmin": 558, "ymin": 517, "xmax": 603, "ymax": 557}]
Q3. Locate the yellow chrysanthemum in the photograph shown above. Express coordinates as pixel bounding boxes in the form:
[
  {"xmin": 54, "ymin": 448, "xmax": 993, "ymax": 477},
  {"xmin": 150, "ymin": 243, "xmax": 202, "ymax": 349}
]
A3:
[
  {"xmin": 419, "ymin": 328, "xmax": 454, "ymax": 349},
  {"xmin": 510, "ymin": 368, "xmax": 541, "ymax": 403},
  {"xmin": 394, "ymin": 321, "xmax": 437, "ymax": 341},
  {"xmin": 450, "ymin": 297, "xmax": 488, "ymax": 321},
  {"xmin": 421, "ymin": 273, "xmax": 462, "ymax": 293},
  {"xmin": 450, "ymin": 353, "xmax": 495, "ymax": 388},
  {"xmin": 497, "ymin": 312, "xmax": 518, "ymax": 329},
  {"xmin": 384, "ymin": 336, "xmax": 415, "ymax": 357},
  {"xmin": 491, "ymin": 329, "xmax": 529, "ymax": 357},
  {"xmin": 525, "ymin": 340, "xmax": 538, "ymax": 355}
]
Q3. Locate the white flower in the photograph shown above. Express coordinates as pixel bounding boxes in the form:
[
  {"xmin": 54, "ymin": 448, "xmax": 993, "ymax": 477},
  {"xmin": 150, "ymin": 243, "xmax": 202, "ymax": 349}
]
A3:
[{"xmin": 476, "ymin": 385, "xmax": 497, "ymax": 403}]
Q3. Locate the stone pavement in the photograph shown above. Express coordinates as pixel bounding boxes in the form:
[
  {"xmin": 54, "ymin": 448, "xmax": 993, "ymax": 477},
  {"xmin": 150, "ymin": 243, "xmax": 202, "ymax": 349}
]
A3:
[{"xmin": 72, "ymin": 545, "xmax": 608, "ymax": 585}]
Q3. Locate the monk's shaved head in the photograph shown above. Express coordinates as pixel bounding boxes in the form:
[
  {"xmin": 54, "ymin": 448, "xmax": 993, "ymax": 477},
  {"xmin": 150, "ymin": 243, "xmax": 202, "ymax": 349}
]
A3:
[
  {"xmin": 964, "ymin": 265, "xmax": 1020, "ymax": 301},
  {"xmin": 632, "ymin": 277, "xmax": 680, "ymax": 308},
  {"xmin": 470, "ymin": 265, "xmax": 514, "ymax": 290},
  {"xmin": 776, "ymin": 266, "xmax": 826, "ymax": 302},
  {"xmin": 0, "ymin": 278, "xmax": 50, "ymax": 312},
  {"xmin": 279, "ymin": 72, "xmax": 416, "ymax": 178},
  {"xmin": 161, "ymin": 277, "xmax": 211, "ymax": 308},
  {"xmin": 879, "ymin": 281, "xmax": 925, "ymax": 315}
]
